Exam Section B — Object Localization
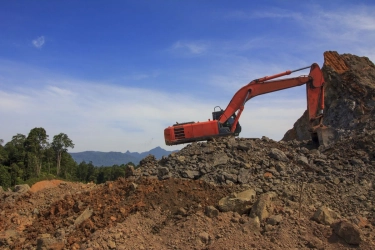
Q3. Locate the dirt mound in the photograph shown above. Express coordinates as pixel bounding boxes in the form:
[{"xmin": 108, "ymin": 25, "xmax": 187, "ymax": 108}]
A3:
[
  {"xmin": 4, "ymin": 178, "xmax": 234, "ymax": 249},
  {"xmin": 29, "ymin": 180, "xmax": 64, "ymax": 193}
]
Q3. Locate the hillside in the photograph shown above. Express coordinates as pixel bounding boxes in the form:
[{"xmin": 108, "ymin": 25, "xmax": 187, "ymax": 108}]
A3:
[
  {"xmin": 1, "ymin": 51, "xmax": 375, "ymax": 249},
  {"xmin": 69, "ymin": 146, "xmax": 177, "ymax": 166}
]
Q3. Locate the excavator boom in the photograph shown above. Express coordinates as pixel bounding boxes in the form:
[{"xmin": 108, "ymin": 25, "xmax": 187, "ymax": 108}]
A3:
[{"xmin": 164, "ymin": 63, "xmax": 337, "ymax": 146}]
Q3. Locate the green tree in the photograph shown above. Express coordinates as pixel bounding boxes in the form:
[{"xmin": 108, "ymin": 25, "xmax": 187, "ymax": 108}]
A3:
[
  {"xmin": 76, "ymin": 161, "xmax": 96, "ymax": 183},
  {"xmin": 0, "ymin": 165, "xmax": 11, "ymax": 189},
  {"xmin": 51, "ymin": 133, "xmax": 74, "ymax": 176},
  {"xmin": 9, "ymin": 163, "xmax": 22, "ymax": 186},
  {"xmin": 86, "ymin": 161, "xmax": 96, "ymax": 182},
  {"xmin": 0, "ymin": 139, "xmax": 8, "ymax": 165},
  {"xmin": 96, "ymin": 170, "xmax": 106, "ymax": 184},
  {"xmin": 5, "ymin": 134, "xmax": 26, "ymax": 166},
  {"xmin": 60, "ymin": 153, "xmax": 77, "ymax": 179},
  {"xmin": 4, "ymin": 134, "xmax": 26, "ymax": 182},
  {"xmin": 24, "ymin": 128, "xmax": 49, "ymax": 177},
  {"xmin": 76, "ymin": 161, "xmax": 88, "ymax": 182},
  {"xmin": 44, "ymin": 145, "xmax": 55, "ymax": 175}
]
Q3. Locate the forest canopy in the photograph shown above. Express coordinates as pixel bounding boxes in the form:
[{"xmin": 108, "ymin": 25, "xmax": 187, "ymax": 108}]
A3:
[{"xmin": 0, "ymin": 127, "xmax": 135, "ymax": 190}]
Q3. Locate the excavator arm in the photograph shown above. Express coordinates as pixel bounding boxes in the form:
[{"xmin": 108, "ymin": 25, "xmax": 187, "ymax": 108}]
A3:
[
  {"xmin": 164, "ymin": 63, "xmax": 336, "ymax": 146},
  {"xmin": 219, "ymin": 63, "xmax": 325, "ymax": 133}
]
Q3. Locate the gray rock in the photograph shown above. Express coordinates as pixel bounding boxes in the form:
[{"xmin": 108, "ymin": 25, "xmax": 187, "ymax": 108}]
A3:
[
  {"xmin": 249, "ymin": 192, "xmax": 276, "ymax": 221},
  {"xmin": 306, "ymin": 237, "xmax": 324, "ymax": 249},
  {"xmin": 237, "ymin": 169, "xmax": 251, "ymax": 184},
  {"xmin": 275, "ymin": 162, "xmax": 286, "ymax": 172},
  {"xmin": 333, "ymin": 220, "xmax": 362, "ymax": 245},
  {"xmin": 205, "ymin": 206, "xmax": 219, "ymax": 218},
  {"xmin": 129, "ymin": 182, "xmax": 138, "ymax": 191},
  {"xmin": 218, "ymin": 189, "xmax": 256, "ymax": 214},
  {"xmin": 108, "ymin": 240, "xmax": 116, "ymax": 249},
  {"xmin": 181, "ymin": 170, "xmax": 200, "ymax": 179},
  {"xmin": 177, "ymin": 155, "xmax": 185, "ymax": 162},
  {"xmin": 33, "ymin": 208, "xmax": 40, "ymax": 215},
  {"xmin": 36, "ymin": 234, "xmax": 64, "ymax": 250},
  {"xmin": 222, "ymin": 172, "xmax": 237, "ymax": 183},
  {"xmin": 198, "ymin": 232, "xmax": 210, "ymax": 244},
  {"xmin": 269, "ymin": 148, "xmax": 288, "ymax": 162},
  {"xmin": 237, "ymin": 141, "xmax": 254, "ymax": 151},
  {"xmin": 312, "ymin": 206, "xmax": 340, "ymax": 225},
  {"xmin": 157, "ymin": 167, "xmax": 169, "ymax": 177},
  {"xmin": 74, "ymin": 207, "xmax": 93, "ymax": 227},
  {"xmin": 314, "ymin": 159, "xmax": 327, "ymax": 166},
  {"xmin": 177, "ymin": 207, "xmax": 187, "ymax": 216},
  {"xmin": 297, "ymin": 155, "xmax": 309, "ymax": 165},
  {"xmin": 333, "ymin": 177, "xmax": 340, "ymax": 185},
  {"xmin": 14, "ymin": 184, "xmax": 30, "ymax": 193},
  {"xmin": 212, "ymin": 154, "xmax": 229, "ymax": 167},
  {"xmin": 248, "ymin": 216, "xmax": 261, "ymax": 230},
  {"xmin": 267, "ymin": 214, "xmax": 283, "ymax": 225}
]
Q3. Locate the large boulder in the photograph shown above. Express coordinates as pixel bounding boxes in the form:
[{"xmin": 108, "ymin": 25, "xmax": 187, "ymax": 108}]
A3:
[
  {"xmin": 312, "ymin": 206, "xmax": 340, "ymax": 225},
  {"xmin": 269, "ymin": 148, "xmax": 289, "ymax": 162},
  {"xmin": 14, "ymin": 184, "xmax": 30, "ymax": 194},
  {"xmin": 332, "ymin": 220, "xmax": 362, "ymax": 245},
  {"xmin": 249, "ymin": 192, "xmax": 277, "ymax": 221},
  {"xmin": 36, "ymin": 234, "xmax": 65, "ymax": 250},
  {"xmin": 74, "ymin": 207, "xmax": 93, "ymax": 227},
  {"xmin": 218, "ymin": 189, "xmax": 256, "ymax": 214}
]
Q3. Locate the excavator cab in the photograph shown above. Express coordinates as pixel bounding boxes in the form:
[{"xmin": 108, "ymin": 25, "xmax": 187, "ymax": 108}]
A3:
[{"xmin": 212, "ymin": 107, "xmax": 241, "ymax": 136}]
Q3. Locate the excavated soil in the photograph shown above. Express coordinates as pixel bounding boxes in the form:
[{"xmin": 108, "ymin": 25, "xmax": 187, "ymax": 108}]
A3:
[
  {"xmin": 29, "ymin": 180, "xmax": 65, "ymax": 193},
  {"xmin": 0, "ymin": 178, "xmax": 236, "ymax": 249},
  {"xmin": 1, "ymin": 174, "xmax": 374, "ymax": 249}
]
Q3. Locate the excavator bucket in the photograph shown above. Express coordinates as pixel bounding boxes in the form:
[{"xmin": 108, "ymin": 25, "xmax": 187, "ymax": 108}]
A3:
[{"xmin": 314, "ymin": 127, "xmax": 338, "ymax": 147}]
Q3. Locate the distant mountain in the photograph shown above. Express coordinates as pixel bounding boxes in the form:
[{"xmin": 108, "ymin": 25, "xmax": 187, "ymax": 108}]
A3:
[{"xmin": 69, "ymin": 146, "xmax": 177, "ymax": 167}]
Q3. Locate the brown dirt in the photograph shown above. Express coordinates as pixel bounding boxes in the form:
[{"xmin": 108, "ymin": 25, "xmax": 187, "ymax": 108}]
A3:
[
  {"xmin": 29, "ymin": 180, "xmax": 64, "ymax": 193},
  {"xmin": 1, "ymin": 177, "xmax": 374, "ymax": 249},
  {"xmin": 324, "ymin": 51, "xmax": 349, "ymax": 74}
]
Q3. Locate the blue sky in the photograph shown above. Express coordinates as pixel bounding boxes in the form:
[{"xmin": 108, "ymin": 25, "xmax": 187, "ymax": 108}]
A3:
[{"xmin": 1, "ymin": 1, "xmax": 375, "ymax": 152}]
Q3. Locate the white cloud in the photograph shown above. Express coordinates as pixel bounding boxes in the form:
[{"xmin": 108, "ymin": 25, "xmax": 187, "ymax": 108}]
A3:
[
  {"xmin": 172, "ymin": 40, "xmax": 208, "ymax": 55},
  {"xmin": 225, "ymin": 9, "xmax": 302, "ymax": 20},
  {"xmin": 121, "ymin": 70, "xmax": 160, "ymax": 81},
  {"xmin": 32, "ymin": 36, "xmax": 45, "ymax": 48},
  {"xmin": 219, "ymin": 5, "xmax": 375, "ymax": 66}
]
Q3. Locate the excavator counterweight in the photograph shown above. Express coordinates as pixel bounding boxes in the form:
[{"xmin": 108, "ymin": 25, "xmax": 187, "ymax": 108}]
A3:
[{"xmin": 164, "ymin": 63, "xmax": 337, "ymax": 147}]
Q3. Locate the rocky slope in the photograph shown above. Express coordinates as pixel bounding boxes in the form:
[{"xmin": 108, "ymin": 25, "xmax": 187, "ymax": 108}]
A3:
[
  {"xmin": 0, "ymin": 51, "xmax": 374, "ymax": 249},
  {"xmin": 283, "ymin": 51, "xmax": 375, "ymax": 141}
]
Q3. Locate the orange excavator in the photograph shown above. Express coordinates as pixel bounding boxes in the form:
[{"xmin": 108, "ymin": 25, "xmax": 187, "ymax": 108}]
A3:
[{"xmin": 164, "ymin": 63, "xmax": 337, "ymax": 146}]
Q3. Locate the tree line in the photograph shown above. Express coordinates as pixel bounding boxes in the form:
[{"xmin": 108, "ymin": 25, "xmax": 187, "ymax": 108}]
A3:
[{"xmin": 0, "ymin": 127, "xmax": 135, "ymax": 190}]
